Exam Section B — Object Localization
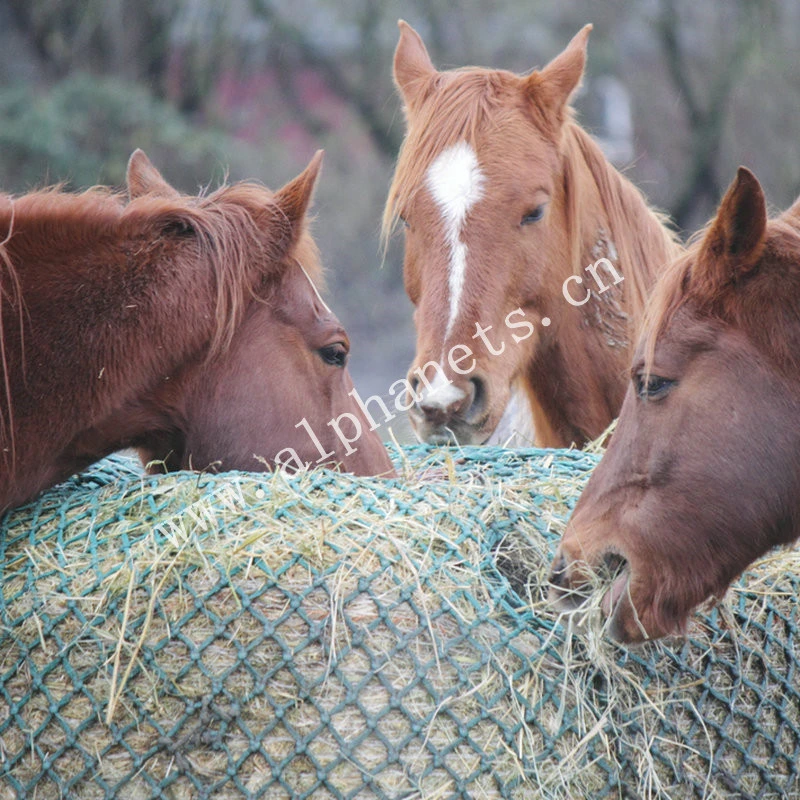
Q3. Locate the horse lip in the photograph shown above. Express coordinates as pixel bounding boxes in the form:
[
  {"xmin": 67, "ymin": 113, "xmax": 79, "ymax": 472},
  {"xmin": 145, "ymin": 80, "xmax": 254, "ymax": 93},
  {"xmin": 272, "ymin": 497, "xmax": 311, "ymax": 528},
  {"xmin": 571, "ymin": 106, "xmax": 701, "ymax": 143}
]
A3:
[
  {"xmin": 549, "ymin": 553, "xmax": 632, "ymax": 618},
  {"xmin": 419, "ymin": 418, "xmax": 490, "ymax": 446},
  {"xmin": 601, "ymin": 568, "xmax": 630, "ymax": 617},
  {"xmin": 426, "ymin": 429, "xmax": 458, "ymax": 445},
  {"xmin": 549, "ymin": 582, "xmax": 592, "ymax": 612},
  {"xmin": 547, "ymin": 563, "xmax": 593, "ymax": 611}
]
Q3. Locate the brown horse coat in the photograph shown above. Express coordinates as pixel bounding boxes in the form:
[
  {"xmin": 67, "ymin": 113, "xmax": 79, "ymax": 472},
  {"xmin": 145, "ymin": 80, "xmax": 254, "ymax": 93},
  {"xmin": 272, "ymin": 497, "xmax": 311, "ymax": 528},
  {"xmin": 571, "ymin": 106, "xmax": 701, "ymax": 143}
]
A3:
[
  {"xmin": 384, "ymin": 22, "xmax": 680, "ymax": 448},
  {"xmin": 0, "ymin": 151, "xmax": 392, "ymax": 512},
  {"xmin": 550, "ymin": 168, "xmax": 800, "ymax": 643}
]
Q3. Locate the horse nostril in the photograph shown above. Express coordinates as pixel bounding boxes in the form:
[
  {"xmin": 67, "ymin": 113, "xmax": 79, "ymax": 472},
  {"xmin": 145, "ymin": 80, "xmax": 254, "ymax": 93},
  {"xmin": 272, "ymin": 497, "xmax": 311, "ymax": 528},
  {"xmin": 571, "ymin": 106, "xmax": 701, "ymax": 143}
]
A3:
[
  {"xmin": 601, "ymin": 552, "xmax": 628, "ymax": 581},
  {"xmin": 549, "ymin": 552, "xmax": 568, "ymax": 589},
  {"xmin": 464, "ymin": 376, "xmax": 486, "ymax": 423},
  {"xmin": 408, "ymin": 376, "xmax": 420, "ymax": 403}
]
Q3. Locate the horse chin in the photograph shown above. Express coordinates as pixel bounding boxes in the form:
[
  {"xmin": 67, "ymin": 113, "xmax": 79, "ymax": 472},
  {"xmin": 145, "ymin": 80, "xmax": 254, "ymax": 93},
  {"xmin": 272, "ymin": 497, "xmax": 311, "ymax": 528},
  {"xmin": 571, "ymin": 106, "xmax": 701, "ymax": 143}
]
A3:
[
  {"xmin": 413, "ymin": 418, "xmax": 491, "ymax": 446},
  {"xmin": 550, "ymin": 553, "xmax": 657, "ymax": 645},
  {"xmin": 603, "ymin": 571, "xmax": 681, "ymax": 646}
]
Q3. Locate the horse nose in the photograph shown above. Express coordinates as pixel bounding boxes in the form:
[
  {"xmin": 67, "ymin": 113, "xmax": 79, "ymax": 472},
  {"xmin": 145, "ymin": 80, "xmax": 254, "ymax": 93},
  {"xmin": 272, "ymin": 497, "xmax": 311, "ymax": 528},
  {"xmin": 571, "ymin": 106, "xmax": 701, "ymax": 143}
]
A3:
[
  {"xmin": 548, "ymin": 551, "xmax": 568, "ymax": 590},
  {"xmin": 410, "ymin": 374, "xmax": 475, "ymax": 425},
  {"xmin": 414, "ymin": 375, "xmax": 488, "ymax": 427}
]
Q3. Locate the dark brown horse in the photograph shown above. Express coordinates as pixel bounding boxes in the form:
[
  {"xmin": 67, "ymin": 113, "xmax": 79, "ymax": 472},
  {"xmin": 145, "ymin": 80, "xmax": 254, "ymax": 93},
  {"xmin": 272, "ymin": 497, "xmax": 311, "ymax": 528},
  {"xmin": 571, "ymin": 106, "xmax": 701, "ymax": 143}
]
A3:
[
  {"xmin": 0, "ymin": 150, "xmax": 393, "ymax": 513},
  {"xmin": 383, "ymin": 22, "xmax": 680, "ymax": 448},
  {"xmin": 550, "ymin": 167, "xmax": 800, "ymax": 643}
]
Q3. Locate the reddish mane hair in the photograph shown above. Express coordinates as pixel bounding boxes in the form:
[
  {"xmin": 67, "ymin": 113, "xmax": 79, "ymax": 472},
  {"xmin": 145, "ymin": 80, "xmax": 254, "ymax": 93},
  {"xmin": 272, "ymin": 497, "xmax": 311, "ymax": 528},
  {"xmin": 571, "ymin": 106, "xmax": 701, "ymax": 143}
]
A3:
[
  {"xmin": 384, "ymin": 80, "xmax": 676, "ymax": 326},
  {"xmin": 385, "ymin": 23, "xmax": 681, "ymax": 449},
  {"xmin": 551, "ymin": 167, "xmax": 800, "ymax": 643},
  {"xmin": 0, "ymin": 151, "xmax": 391, "ymax": 510}
]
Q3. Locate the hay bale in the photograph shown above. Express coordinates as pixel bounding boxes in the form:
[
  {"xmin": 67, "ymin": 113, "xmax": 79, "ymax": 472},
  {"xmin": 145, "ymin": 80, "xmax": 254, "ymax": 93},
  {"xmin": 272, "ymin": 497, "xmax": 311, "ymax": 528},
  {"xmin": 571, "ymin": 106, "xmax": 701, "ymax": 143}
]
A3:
[{"xmin": 0, "ymin": 446, "xmax": 798, "ymax": 799}]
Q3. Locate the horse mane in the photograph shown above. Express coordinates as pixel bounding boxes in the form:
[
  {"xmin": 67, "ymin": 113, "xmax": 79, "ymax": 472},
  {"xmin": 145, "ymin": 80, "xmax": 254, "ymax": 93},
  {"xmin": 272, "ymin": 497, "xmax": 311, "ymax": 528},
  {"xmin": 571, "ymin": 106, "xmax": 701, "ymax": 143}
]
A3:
[
  {"xmin": 561, "ymin": 123, "xmax": 680, "ymax": 325},
  {"xmin": 383, "ymin": 67, "xmax": 680, "ymax": 326},
  {"xmin": 0, "ymin": 180, "xmax": 319, "ymax": 471},
  {"xmin": 382, "ymin": 67, "xmax": 518, "ymax": 242},
  {"xmin": 0, "ymin": 211, "xmax": 22, "ymax": 470}
]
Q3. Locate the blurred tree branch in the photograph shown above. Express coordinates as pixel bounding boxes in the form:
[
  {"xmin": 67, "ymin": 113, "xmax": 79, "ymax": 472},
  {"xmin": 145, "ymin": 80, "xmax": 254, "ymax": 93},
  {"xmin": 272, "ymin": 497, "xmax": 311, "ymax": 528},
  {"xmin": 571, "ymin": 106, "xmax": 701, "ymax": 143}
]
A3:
[
  {"xmin": 249, "ymin": 0, "xmax": 403, "ymax": 158},
  {"xmin": 657, "ymin": 0, "xmax": 773, "ymax": 228},
  {"xmin": 6, "ymin": 0, "xmax": 173, "ymax": 88}
]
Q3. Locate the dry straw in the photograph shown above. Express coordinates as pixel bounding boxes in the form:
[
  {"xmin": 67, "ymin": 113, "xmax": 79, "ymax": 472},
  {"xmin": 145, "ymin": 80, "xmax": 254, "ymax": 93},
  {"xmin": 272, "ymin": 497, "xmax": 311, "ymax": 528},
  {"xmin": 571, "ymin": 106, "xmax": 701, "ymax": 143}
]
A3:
[{"xmin": 0, "ymin": 446, "xmax": 798, "ymax": 799}]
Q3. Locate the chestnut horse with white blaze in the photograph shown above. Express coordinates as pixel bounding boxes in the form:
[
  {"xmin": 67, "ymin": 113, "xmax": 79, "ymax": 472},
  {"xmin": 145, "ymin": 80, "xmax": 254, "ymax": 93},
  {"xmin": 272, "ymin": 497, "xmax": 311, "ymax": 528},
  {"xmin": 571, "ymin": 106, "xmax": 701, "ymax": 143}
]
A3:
[
  {"xmin": 0, "ymin": 150, "xmax": 392, "ymax": 513},
  {"xmin": 384, "ymin": 22, "xmax": 680, "ymax": 447},
  {"xmin": 550, "ymin": 167, "xmax": 800, "ymax": 643}
]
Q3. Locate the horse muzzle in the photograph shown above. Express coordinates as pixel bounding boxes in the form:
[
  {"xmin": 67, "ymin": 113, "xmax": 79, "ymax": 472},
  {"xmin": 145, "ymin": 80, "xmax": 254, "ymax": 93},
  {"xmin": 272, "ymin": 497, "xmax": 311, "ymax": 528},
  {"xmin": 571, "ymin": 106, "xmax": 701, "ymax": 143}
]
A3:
[
  {"xmin": 548, "ymin": 546, "xmax": 654, "ymax": 644},
  {"xmin": 408, "ymin": 374, "xmax": 491, "ymax": 445}
]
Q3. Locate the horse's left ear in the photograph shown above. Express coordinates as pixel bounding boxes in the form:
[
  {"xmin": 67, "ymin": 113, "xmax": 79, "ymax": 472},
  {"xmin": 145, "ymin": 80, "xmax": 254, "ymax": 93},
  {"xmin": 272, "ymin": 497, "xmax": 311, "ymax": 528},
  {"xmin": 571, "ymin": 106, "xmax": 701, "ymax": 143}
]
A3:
[
  {"xmin": 697, "ymin": 167, "xmax": 767, "ymax": 291},
  {"xmin": 126, "ymin": 149, "xmax": 180, "ymax": 200},
  {"xmin": 523, "ymin": 24, "xmax": 592, "ymax": 127},
  {"xmin": 272, "ymin": 150, "xmax": 323, "ymax": 233}
]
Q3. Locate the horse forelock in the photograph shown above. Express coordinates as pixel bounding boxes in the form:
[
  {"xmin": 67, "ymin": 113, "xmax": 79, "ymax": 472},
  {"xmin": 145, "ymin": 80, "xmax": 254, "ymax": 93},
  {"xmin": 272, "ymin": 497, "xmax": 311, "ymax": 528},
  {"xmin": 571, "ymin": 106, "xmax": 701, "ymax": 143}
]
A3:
[
  {"xmin": 638, "ymin": 250, "xmax": 694, "ymax": 377},
  {"xmin": 205, "ymin": 183, "xmax": 328, "ymax": 299},
  {"xmin": 385, "ymin": 69, "xmax": 679, "ymax": 320},
  {"xmin": 383, "ymin": 68, "xmax": 522, "ymax": 245},
  {"xmin": 198, "ymin": 182, "xmax": 324, "ymax": 286},
  {"xmin": 123, "ymin": 181, "xmax": 323, "ymax": 357}
]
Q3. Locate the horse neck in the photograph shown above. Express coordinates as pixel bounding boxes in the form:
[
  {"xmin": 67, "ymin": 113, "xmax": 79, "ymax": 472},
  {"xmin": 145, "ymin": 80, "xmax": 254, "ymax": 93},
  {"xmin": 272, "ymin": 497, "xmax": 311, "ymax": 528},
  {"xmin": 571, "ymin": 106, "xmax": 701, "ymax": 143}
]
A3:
[
  {"xmin": 562, "ymin": 123, "xmax": 680, "ymax": 325},
  {"xmin": 524, "ymin": 125, "xmax": 681, "ymax": 447}
]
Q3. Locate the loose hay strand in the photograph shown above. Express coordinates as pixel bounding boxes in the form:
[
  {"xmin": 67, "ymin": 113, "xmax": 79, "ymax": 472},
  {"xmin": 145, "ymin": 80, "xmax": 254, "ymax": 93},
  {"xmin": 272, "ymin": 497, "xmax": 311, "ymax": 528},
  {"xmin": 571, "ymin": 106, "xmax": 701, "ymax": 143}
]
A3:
[
  {"xmin": 105, "ymin": 540, "xmax": 189, "ymax": 725},
  {"xmin": 0, "ymin": 446, "xmax": 798, "ymax": 799}
]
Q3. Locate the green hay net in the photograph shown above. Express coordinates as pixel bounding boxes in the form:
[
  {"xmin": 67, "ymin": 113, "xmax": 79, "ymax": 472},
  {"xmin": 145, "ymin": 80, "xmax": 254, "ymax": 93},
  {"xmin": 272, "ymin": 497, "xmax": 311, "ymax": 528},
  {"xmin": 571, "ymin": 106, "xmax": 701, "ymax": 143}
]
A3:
[{"xmin": 0, "ymin": 446, "xmax": 798, "ymax": 799}]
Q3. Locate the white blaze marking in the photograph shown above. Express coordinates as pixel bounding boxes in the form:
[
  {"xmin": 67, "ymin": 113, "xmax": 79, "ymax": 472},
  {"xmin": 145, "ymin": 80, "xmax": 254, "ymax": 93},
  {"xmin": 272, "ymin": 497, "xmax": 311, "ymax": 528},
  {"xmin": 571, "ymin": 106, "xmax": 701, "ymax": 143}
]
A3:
[
  {"xmin": 486, "ymin": 384, "xmax": 536, "ymax": 447},
  {"xmin": 418, "ymin": 366, "xmax": 466, "ymax": 410},
  {"xmin": 425, "ymin": 142, "xmax": 485, "ymax": 339}
]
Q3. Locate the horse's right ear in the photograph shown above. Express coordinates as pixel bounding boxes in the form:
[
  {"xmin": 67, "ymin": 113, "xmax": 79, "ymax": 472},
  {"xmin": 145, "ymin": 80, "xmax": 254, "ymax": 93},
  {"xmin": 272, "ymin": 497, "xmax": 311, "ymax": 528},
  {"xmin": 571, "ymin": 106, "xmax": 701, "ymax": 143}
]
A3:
[
  {"xmin": 127, "ymin": 149, "xmax": 181, "ymax": 200},
  {"xmin": 696, "ymin": 167, "xmax": 767, "ymax": 293},
  {"xmin": 393, "ymin": 20, "xmax": 436, "ymax": 109},
  {"xmin": 524, "ymin": 24, "xmax": 591, "ymax": 129},
  {"xmin": 272, "ymin": 150, "xmax": 323, "ymax": 234}
]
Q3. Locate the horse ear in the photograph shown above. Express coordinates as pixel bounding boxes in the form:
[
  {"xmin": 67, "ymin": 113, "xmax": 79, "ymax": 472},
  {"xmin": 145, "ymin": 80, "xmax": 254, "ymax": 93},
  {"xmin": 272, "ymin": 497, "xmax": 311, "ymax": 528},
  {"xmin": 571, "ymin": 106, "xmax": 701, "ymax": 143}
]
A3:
[
  {"xmin": 697, "ymin": 167, "xmax": 767, "ymax": 291},
  {"xmin": 786, "ymin": 190, "xmax": 800, "ymax": 223},
  {"xmin": 272, "ymin": 150, "xmax": 323, "ymax": 232},
  {"xmin": 126, "ymin": 149, "xmax": 180, "ymax": 200},
  {"xmin": 393, "ymin": 20, "xmax": 436, "ymax": 108},
  {"xmin": 524, "ymin": 24, "xmax": 592, "ymax": 127}
]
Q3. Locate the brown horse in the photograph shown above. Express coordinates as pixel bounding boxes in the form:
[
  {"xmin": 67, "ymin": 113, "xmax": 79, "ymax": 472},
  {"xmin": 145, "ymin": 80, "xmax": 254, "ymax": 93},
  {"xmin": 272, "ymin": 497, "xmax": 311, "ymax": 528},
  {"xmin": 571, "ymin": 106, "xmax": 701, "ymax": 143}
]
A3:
[
  {"xmin": 0, "ymin": 150, "xmax": 393, "ymax": 513},
  {"xmin": 550, "ymin": 167, "xmax": 800, "ymax": 643},
  {"xmin": 384, "ymin": 22, "xmax": 680, "ymax": 448}
]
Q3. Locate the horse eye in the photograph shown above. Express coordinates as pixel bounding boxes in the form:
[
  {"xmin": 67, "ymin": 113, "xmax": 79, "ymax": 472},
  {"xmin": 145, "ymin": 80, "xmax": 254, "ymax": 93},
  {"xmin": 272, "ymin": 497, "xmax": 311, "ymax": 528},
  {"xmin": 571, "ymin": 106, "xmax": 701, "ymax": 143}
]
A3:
[
  {"xmin": 635, "ymin": 373, "xmax": 675, "ymax": 400},
  {"xmin": 319, "ymin": 342, "xmax": 348, "ymax": 368},
  {"xmin": 399, "ymin": 215, "xmax": 410, "ymax": 229},
  {"xmin": 521, "ymin": 205, "xmax": 546, "ymax": 226},
  {"xmin": 162, "ymin": 218, "xmax": 195, "ymax": 237}
]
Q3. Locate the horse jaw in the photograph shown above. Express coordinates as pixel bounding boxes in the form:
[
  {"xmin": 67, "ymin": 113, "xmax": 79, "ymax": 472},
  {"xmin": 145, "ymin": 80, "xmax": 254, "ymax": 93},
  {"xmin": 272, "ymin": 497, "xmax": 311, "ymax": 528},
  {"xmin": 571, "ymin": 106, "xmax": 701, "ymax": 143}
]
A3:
[{"xmin": 485, "ymin": 384, "xmax": 536, "ymax": 448}]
